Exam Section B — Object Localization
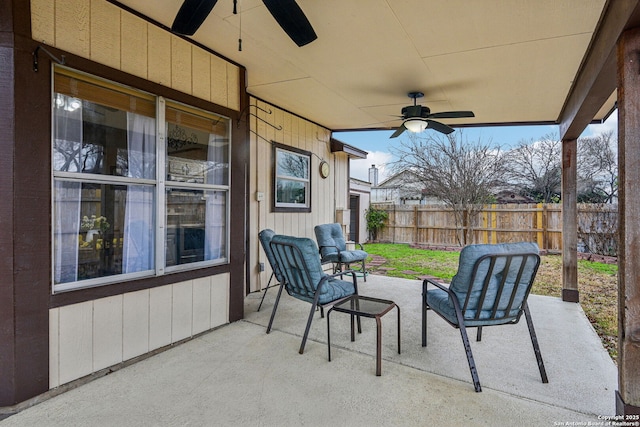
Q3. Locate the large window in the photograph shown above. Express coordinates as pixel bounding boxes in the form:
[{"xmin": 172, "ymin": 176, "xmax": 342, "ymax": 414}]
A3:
[
  {"xmin": 52, "ymin": 68, "xmax": 230, "ymax": 292},
  {"xmin": 273, "ymin": 143, "xmax": 311, "ymax": 212}
]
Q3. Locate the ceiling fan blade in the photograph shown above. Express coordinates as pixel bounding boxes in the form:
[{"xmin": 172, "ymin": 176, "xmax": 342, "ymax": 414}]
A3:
[
  {"xmin": 171, "ymin": 0, "xmax": 219, "ymax": 35},
  {"xmin": 390, "ymin": 124, "xmax": 407, "ymax": 138},
  {"xmin": 427, "ymin": 111, "xmax": 475, "ymax": 119},
  {"xmin": 427, "ymin": 119, "xmax": 454, "ymax": 134},
  {"xmin": 262, "ymin": 0, "xmax": 317, "ymax": 47}
]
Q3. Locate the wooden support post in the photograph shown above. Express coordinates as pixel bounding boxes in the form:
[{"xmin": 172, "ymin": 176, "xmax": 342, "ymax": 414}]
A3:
[
  {"xmin": 617, "ymin": 26, "xmax": 640, "ymax": 415},
  {"xmin": 561, "ymin": 138, "xmax": 579, "ymax": 302}
]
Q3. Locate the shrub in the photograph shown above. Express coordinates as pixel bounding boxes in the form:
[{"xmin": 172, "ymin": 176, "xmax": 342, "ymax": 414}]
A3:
[{"xmin": 365, "ymin": 207, "xmax": 389, "ymax": 241}]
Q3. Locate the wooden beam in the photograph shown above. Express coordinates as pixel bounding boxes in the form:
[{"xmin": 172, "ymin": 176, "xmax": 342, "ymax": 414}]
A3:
[
  {"xmin": 558, "ymin": 0, "xmax": 640, "ymax": 141},
  {"xmin": 617, "ymin": 26, "xmax": 640, "ymax": 415},
  {"xmin": 561, "ymin": 138, "xmax": 579, "ymax": 302}
]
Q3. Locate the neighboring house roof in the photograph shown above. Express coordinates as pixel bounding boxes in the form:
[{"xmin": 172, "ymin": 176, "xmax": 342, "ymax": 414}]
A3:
[
  {"xmin": 375, "ymin": 170, "xmax": 422, "ymax": 188},
  {"xmin": 494, "ymin": 190, "xmax": 537, "ymax": 204}
]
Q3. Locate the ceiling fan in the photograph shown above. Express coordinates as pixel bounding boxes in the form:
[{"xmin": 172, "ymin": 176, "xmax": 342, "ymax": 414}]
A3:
[
  {"xmin": 171, "ymin": 0, "xmax": 317, "ymax": 47},
  {"xmin": 390, "ymin": 92, "xmax": 475, "ymax": 138}
]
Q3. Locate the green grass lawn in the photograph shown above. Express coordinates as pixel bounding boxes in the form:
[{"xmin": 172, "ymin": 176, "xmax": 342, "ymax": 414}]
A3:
[{"xmin": 364, "ymin": 243, "xmax": 618, "ymax": 362}]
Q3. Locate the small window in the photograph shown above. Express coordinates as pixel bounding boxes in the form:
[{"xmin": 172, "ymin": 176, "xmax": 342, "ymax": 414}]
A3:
[{"xmin": 273, "ymin": 142, "xmax": 311, "ymax": 212}]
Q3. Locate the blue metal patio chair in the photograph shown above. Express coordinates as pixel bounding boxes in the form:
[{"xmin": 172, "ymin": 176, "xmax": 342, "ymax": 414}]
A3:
[
  {"xmin": 257, "ymin": 229, "xmax": 285, "ymax": 312},
  {"xmin": 314, "ymin": 223, "xmax": 368, "ymax": 281},
  {"xmin": 267, "ymin": 234, "xmax": 360, "ymax": 354},
  {"xmin": 422, "ymin": 242, "xmax": 548, "ymax": 392}
]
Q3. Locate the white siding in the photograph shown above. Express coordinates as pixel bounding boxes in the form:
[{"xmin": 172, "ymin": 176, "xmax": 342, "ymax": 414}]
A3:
[{"xmin": 49, "ymin": 274, "xmax": 230, "ymax": 387}]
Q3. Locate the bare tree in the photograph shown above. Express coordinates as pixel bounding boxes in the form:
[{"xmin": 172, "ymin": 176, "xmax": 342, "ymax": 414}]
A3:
[
  {"xmin": 504, "ymin": 133, "xmax": 561, "ymax": 203},
  {"xmin": 389, "ymin": 131, "xmax": 506, "ymax": 245},
  {"xmin": 577, "ymin": 130, "xmax": 618, "ymax": 203}
]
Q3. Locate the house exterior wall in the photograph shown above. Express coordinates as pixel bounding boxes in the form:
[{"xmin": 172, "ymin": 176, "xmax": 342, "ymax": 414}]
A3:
[
  {"xmin": 0, "ymin": 0, "xmax": 249, "ymax": 407},
  {"xmin": 248, "ymin": 97, "xmax": 350, "ymax": 293},
  {"xmin": 30, "ymin": 0, "xmax": 244, "ymax": 389},
  {"xmin": 350, "ymin": 179, "xmax": 371, "ymax": 243},
  {"xmin": 0, "ymin": 0, "xmax": 355, "ymax": 408}
]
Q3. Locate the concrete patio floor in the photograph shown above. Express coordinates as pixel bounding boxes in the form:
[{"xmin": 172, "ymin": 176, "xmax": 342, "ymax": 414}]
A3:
[{"xmin": 1, "ymin": 274, "xmax": 617, "ymax": 426}]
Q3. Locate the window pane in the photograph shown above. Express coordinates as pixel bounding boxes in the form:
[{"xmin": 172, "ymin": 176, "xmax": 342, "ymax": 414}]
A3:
[
  {"xmin": 53, "ymin": 181, "xmax": 155, "ymax": 285},
  {"xmin": 53, "ymin": 94, "xmax": 156, "ymax": 179},
  {"xmin": 277, "ymin": 150, "xmax": 309, "ymax": 179},
  {"xmin": 166, "ymin": 188, "xmax": 227, "ymax": 266},
  {"xmin": 276, "ymin": 178, "xmax": 307, "ymax": 205},
  {"xmin": 166, "ymin": 107, "xmax": 229, "ymax": 185}
]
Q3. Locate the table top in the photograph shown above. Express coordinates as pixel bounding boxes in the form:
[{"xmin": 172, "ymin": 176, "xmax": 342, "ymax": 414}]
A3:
[{"xmin": 331, "ymin": 295, "xmax": 397, "ymax": 317}]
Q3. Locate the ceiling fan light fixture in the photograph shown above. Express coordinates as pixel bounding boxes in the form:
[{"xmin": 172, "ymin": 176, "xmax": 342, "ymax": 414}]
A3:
[{"xmin": 404, "ymin": 118, "xmax": 428, "ymax": 133}]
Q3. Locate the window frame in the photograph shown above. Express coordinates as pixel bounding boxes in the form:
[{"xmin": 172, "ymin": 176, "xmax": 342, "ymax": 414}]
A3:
[
  {"xmin": 51, "ymin": 66, "xmax": 231, "ymax": 293},
  {"xmin": 272, "ymin": 142, "xmax": 312, "ymax": 213}
]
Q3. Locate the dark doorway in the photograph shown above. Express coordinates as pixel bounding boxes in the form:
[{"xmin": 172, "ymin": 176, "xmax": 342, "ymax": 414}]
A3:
[{"xmin": 349, "ymin": 195, "xmax": 359, "ymax": 242}]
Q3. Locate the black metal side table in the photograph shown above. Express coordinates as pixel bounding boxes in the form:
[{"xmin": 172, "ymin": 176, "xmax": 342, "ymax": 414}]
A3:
[{"xmin": 327, "ymin": 295, "xmax": 401, "ymax": 376}]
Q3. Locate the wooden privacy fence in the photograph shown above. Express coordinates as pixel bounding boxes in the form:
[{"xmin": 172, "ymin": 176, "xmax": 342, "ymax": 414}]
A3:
[{"xmin": 371, "ymin": 203, "xmax": 618, "ymax": 255}]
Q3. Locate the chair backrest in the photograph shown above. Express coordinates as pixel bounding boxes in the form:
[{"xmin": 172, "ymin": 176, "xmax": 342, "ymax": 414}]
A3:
[
  {"xmin": 450, "ymin": 242, "xmax": 540, "ymax": 323},
  {"xmin": 258, "ymin": 229, "xmax": 285, "ymax": 283},
  {"xmin": 314, "ymin": 223, "xmax": 346, "ymax": 258},
  {"xmin": 270, "ymin": 235, "xmax": 327, "ymax": 302}
]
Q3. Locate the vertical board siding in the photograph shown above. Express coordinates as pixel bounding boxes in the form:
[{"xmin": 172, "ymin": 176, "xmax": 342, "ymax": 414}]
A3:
[
  {"xmin": 89, "ymin": 0, "xmax": 121, "ymax": 69},
  {"xmin": 120, "ymin": 13, "xmax": 148, "ymax": 79},
  {"xmin": 122, "ymin": 289, "xmax": 150, "ymax": 360},
  {"xmin": 31, "ymin": 0, "xmax": 55, "ymax": 45},
  {"xmin": 50, "ymin": 274, "xmax": 230, "ymax": 387},
  {"xmin": 248, "ymin": 97, "xmax": 340, "ymax": 293},
  {"xmin": 55, "ymin": 0, "xmax": 90, "ymax": 59},
  {"xmin": 170, "ymin": 36, "xmax": 193, "ymax": 96},
  {"xmin": 92, "ymin": 295, "xmax": 124, "ymax": 371},
  {"xmin": 57, "ymin": 301, "xmax": 93, "ymax": 385},
  {"xmin": 147, "ymin": 25, "xmax": 172, "ymax": 86},
  {"xmin": 31, "ymin": 0, "xmax": 241, "ymax": 111}
]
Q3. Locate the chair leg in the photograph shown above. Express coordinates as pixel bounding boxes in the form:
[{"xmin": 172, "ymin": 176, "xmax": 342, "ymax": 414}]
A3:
[
  {"xmin": 362, "ymin": 259, "xmax": 367, "ymax": 282},
  {"xmin": 422, "ymin": 281, "xmax": 428, "ymax": 347},
  {"xmin": 257, "ymin": 273, "xmax": 274, "ymax": 312},
  {"xmin": 451, "ymin": 297, "xmax": 482, "ymax": 392},
  {"xmin": 299, "ymin": 299, "xmax": 319, "ymax": 354},
  {"xmin": 459, "ymin": 324, "xmax": 482, "ymax": 392},
  {"xmin": 266, "ymin": 280, "xmax": 285, "ymax": 334},
  {"xmin": 524, "ymin": 303, "xmax": 548, "ymax": 383},
  {"xmin": 476, "ymin": 326, "xmax": 483, "ymax": 342}
]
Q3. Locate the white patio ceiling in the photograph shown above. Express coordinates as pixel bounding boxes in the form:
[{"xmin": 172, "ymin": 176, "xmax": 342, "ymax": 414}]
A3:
[{"xmin": 116, "ymin": 0, "xmax": 613, "ymax": 132}]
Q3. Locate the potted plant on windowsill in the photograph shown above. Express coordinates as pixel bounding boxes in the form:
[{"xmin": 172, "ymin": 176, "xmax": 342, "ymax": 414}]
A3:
[{"xmin": 81, "ymin": 215, "xmax": 110, "ymax": 244}]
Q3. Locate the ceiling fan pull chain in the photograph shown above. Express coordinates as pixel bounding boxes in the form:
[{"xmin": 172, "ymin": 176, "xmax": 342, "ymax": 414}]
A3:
[{"xmin": 237, "ymin": 0, "xmax": 242, "ymax": 51}]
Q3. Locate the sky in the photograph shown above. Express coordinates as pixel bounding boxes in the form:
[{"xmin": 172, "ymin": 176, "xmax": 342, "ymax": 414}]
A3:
[{"xmin": 335, "ymin": 111, "xmax": 619, "ymax": 183}]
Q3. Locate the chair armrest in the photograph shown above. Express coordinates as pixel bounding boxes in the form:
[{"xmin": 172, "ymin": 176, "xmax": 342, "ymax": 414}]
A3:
[
  {"xmin": 422, "ymin": 278, "xmax": 464, "ymax": 314},
  {"xmin": 326, "ymin": 269, "xmax": 356, "ymax": 280},
  {"xmin": 317, "ymin": 270, "xmax": 358, "ymax": 294},
  {"xmin": 422, "ymin": 278, "xmax": 450, "ymax": 293},
  {"xmin": 355, "ymin": 242, "xmax": 365, "ymax": 250},
  {"xmin": 318, "ymin": 244, "xmax": 341, "ymax": 254}
]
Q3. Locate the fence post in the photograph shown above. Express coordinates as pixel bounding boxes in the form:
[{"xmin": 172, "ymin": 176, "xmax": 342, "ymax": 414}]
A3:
[
  {"xmin": 490, "ymin": 204, "xmax": 497, "ymax": 244},
  {"xmin": 542, "ymin": 204, "xmax": 549, "ymax": 251},
  {"xmin": 536, "ymin": 203, "xmax": 544, "ymax": 249},
  {"xmin": 482, "ymin": 206, "xmax": 489, "ymax": 244},
  {"xmin": 414, "ymin": 205, "xmax": 418, "ymax": 245},
  {"xmin": 392, "ymin": 204, "xmax": 396, "ymax": 244}
]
